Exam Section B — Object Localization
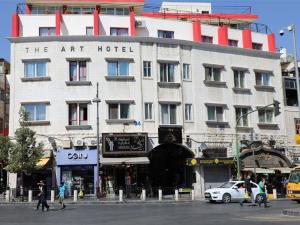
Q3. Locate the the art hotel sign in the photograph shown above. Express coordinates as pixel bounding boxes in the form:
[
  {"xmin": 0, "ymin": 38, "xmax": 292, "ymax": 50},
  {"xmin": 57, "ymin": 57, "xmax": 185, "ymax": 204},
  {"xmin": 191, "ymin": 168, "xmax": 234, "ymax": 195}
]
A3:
[
  {"xmin": 24, "ymin": 45, "xmax": 134, "ymax": 54},
  {"xmin": 102, "ymin": 133, "xmax": 148, "ymax": 156},
  {"xmin": 56, "ymin": 149, "xmax": 97, "ymax": 166}
]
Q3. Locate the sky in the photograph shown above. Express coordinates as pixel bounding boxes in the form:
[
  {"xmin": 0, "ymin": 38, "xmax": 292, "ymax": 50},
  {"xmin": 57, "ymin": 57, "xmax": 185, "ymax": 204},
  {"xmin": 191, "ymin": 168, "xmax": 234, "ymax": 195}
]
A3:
[{"xmin": 0, "ymin": 0, "xmax": 300, "ymax": 62}]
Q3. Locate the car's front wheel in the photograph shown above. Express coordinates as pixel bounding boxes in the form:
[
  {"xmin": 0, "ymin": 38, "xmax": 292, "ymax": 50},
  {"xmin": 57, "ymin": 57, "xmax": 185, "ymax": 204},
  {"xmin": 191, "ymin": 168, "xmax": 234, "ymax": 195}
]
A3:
[{"xmin": 222, "ymin": 193, "xmax": 231, "ymax": 203}]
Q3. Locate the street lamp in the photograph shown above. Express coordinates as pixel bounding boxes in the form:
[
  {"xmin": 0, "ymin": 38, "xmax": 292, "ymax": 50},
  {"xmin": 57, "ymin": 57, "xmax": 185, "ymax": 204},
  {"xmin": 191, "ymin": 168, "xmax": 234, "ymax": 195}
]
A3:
[
  {"xmin": 92, "ymin": 82, "xmax": 101, "ymax": 197},
  {"xmin": 280, "ymin": 25, "xmax": 300, "ymax": 117}
]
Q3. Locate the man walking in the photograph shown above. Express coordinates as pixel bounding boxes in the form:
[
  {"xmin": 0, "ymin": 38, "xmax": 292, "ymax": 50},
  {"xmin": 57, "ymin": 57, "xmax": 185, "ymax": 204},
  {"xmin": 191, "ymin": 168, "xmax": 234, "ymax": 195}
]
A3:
[
  {"xmin": 258, "ymin": 177, "xmax": 269, "ymax": 208},
  {"xmin": 240, "ymin": 175, "xmax": 256, "ymax": 207}
]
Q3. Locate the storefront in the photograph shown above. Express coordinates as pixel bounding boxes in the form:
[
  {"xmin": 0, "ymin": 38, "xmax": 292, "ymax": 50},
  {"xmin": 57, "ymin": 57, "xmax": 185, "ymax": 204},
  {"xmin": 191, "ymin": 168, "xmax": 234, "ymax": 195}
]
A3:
[
  {"xmin": 240, "ymin": 145, "xmax": 293, "ymax": 196},
  {"xmin": 101, "ymin": 133, "xmax": 149, "ymax": 198},
  {"xmin": 56, "ymin": 148, "xmax": 97, "ymax": 196},
  {"xmin": 199, "ymin": 157, "xmax": 234, "ymax": 190}
]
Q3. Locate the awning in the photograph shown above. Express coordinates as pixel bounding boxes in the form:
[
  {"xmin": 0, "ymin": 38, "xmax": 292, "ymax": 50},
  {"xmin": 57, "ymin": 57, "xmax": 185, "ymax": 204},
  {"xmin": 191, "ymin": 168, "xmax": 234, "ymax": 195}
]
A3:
[
  {"xmin": 243, "ymin": 168, "xmax": 275, "ymax": 174},
  {"xmin": 100, "ymin": 157, "xmax": 150, "ymax": 165},
  {"xmin": 271, "ymin": 167, "xmax": 293, "ymax": 174},
  {"xmin": 36, "ymin": 157, "xmax": 50, "ymax": 169}
]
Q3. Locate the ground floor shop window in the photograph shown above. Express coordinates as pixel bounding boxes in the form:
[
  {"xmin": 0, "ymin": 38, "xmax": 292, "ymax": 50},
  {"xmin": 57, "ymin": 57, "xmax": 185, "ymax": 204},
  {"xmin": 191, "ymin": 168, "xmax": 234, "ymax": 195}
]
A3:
[{"xmin": 61, "ymin": 165, "xmax": 94, "ymax": 197}]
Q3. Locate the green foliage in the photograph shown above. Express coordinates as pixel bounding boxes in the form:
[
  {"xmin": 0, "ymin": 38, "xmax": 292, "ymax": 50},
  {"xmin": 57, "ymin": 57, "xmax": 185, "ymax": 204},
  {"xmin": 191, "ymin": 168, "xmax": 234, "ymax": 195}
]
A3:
[
  {"xmin": 5, "ymin": 108, "xmax": 43, "ymax": 175},
  {"xmin": 0, "ymin": 135, "xmax": 12, "ymax": 166}
]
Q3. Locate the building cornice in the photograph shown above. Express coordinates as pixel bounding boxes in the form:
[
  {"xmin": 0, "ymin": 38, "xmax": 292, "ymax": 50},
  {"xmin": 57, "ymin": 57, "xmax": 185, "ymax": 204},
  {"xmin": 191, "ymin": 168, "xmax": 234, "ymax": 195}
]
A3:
[{"xmin": 8, "ymin": 36, "xmax": 280, "ymax": 60}]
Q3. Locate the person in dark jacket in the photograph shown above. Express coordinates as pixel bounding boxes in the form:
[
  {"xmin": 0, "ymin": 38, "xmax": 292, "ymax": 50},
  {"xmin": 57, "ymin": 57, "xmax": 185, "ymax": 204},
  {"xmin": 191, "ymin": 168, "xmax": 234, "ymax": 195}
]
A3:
[
  {"xmin": 240, "ymin": 175, "xmax": 256, "ymax": 207},
  {"xmin": 36, "ymin": 180, "xmax": 49, "ymax": 211}
]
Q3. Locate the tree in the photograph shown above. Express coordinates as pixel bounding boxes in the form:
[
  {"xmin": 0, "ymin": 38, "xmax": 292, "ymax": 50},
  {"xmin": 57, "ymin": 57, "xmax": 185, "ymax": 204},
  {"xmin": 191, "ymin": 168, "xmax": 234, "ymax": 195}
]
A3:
[
  {"xmin": 0, "ymin": 135, "xmax": 12, "ymax": 188},
  {"xmin": 6, "ymin": 109, "xmax": 43, "ymax": 187}
]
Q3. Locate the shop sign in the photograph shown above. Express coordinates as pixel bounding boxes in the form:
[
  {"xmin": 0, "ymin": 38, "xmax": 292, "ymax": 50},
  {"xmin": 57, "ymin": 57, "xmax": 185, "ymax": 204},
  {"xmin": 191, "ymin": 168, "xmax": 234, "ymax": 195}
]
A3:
[
  {"xmin": 56, "ymin": 149, "xmax": 97, "ymax": 166},
  {"xmin": 102, "ymin": 133, "xmax": 148, "ymax": 156},
  {"xmin": 186, "ymin": 158, "xmax": 234, "ymax": 166},
  {"xmin": 158, "ymin": 127, "xmax": 182, "ymax": 144},
  {"xmin": 199, "ymin": 158, "xmax": 234, "ymax": 165}
]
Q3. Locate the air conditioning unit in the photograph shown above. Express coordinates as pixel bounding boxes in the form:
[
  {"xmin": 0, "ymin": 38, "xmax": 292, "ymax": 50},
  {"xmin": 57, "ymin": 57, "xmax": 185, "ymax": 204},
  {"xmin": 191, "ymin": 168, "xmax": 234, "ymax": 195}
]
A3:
[
  {"xmin": 135, "ymin": 20, "xmax": 146, "ymax": 28},
  {"xmin": 253, "ymin": 133, "xmax": 261, "ymax": 141},
  {"xmin": 73, "ymin": 139, "xmax": 84, "ymax": 147},
  {"xmin": 241, "ymin": 134, "xmax": 250, "ymax": 141},
  {"xmin": 62, "ymin": 140, "xmax": 71, "ymax": 149},
  {"xmin": 87, "ymin": 139, "xmax": 97, "ymax": 147}
]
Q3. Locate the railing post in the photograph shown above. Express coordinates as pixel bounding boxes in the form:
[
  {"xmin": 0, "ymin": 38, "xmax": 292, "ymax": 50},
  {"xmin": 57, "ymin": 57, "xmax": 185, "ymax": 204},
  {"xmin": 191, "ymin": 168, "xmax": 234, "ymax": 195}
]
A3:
[
  {"xmin": 272, "ymin": 189, "xmax": 277, "ymax": 199},
  {"xmin": 28, "ymin": 190, "xmax": 32, "ymax": 202},
  {"xmin": 73, "ymin": 190, "xmax": 78, "ymax": 202},
  {"xmin": 175, "ymin": 189, "xmax": 179, "ymax": 201},
  {"xmin": 51, "ymin": 190, "xmax": 55, "ymax": 203},
  {"xmin": 191, "ymin": 190, "xmax": 195, "ymax": 201},
  {"xmin": 158, "ymin": 189, "xmax": 162, "ymax": 201},
  {"xmin": 141, "ymin": 189, "xmax": 146, "ymax": 201},
  {"xmin": 119, "ymin": 189, "xmax": 123, "ymax": 202},
  {"xmin": 5, "ymin": 190, "xmax": 10, "ymax": 202}
]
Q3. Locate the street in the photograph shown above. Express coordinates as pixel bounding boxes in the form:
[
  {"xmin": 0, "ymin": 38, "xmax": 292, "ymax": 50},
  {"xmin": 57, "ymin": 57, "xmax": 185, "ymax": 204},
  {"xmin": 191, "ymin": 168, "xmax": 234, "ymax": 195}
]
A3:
[{"xmin": 0, "ymin": 200, "xmax": 299, "ymax": 225}]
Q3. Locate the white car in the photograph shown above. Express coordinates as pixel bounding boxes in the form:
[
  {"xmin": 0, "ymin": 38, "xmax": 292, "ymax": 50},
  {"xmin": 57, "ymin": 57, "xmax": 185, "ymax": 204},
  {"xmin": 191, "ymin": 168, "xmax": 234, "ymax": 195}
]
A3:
[{"xmin": 204, "ymin": 181, "xmax": 261, "ymax": 203}]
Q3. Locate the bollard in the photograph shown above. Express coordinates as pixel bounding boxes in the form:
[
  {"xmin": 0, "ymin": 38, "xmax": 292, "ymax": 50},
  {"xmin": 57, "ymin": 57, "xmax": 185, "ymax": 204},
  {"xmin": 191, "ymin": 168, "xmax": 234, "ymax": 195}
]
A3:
[
  {"xmin": 272, "ymin": 189, "xmax": 277, "ymax": 200},
  {"xmin": 141, "ymin": 189, "xmax": 146, "ymax": 201},
  {"xmin": 119, "ymin": 190, "xmax": 123, "ymax": 202},
  {"xmin": 73, "ymin": 190, "xmax": 78, "ymax": 202},
  {"xmin": 158, "ymin": 189, "xmax": 162, "ymax": 201},
  {"xmin": 5, "ymin": 190, "xmax": 10, "ymax": 202},
  {"xmin": 28, "ymin": 190, "xmax": 32, "ymax": 202},
  {"xmin": 191, "ymin": 190, "xmax": 195, "ymax": 201},
  {"xmin": 175, "ymin": 189, "xmax": 179, "ymax": 201},
  {"xmin": 51, "ymin": 190, "xmax": 55, "ymax": 203}
]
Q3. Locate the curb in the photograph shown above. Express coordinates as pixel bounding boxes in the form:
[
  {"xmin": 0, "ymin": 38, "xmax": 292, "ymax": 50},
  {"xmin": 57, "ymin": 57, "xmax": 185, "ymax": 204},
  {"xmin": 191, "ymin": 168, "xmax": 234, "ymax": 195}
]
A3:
[
  {"xmin": 0, "ymin": 200, "xmax": 199, "ymax": 205},
  {"xmin": 283, "ymin": 209, "xmax": 300, "ymax": 217}
]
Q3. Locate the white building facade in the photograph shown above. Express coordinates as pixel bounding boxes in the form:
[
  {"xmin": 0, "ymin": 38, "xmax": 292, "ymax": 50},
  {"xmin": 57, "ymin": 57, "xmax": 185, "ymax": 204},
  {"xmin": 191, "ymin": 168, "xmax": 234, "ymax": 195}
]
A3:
[{"xmin": 9, "ymin": 0, "xmax": 286, "ymax": 199}]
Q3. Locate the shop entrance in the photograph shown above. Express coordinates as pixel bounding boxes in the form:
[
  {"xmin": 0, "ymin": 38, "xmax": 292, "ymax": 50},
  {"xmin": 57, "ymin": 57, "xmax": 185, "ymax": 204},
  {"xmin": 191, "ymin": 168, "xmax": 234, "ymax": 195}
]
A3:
[
  {"xmin": 61, "ymin": 165, "xmax": 94, "ymax": 196},
  {"xmin": 102, "ymin": 164, "xmax": 149, "ymax": 198},
  {"xmin": 149, "ymin": 143, "xmax": 194, "ymax": 193}
]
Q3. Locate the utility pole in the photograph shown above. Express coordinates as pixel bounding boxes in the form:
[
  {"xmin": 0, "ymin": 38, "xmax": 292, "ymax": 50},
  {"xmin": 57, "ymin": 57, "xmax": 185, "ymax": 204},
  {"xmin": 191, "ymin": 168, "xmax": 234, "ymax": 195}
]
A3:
[{"xmin": 93, "ymin": 82, "xmax": 101, "ymax": 197}]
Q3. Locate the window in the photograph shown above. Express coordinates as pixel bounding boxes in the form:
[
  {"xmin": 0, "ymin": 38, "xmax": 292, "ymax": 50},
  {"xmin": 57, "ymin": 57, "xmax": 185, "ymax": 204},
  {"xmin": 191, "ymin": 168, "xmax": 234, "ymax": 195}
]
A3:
[
  {"xmin": 183, "ymin": 64, "xmax": 190, "ymax": 80},
  {"xmin": 24, "ymin": 61, "xmax": 47, "ymax": 78},
  {"xmin": 158, "ymin": 30, "xmax": 174, "ymax": 39},
  {"xmin": 68, "ymin": 103, "xmax": 88, "ymax": 125},
  {"xmin": 86, "ymin": 27, "xmax": 93, "ymax": 36},
  {"xmin": 234, "ymin": 70, "xmax": 245, "ymax": 88},
  {"xmin": 207, "ymin": 106, "xmax": 224, "ymax": 122},
  {"xmin": 201, "ymin": 35, "xmax": 213, "ymax": 43},
  {"xmin": 23, "ymin": 104, "xmax": 46, "ymax": 121},
  {"xmin": 236, "ymin": 108, "xmax": 249, "ymax": 127},
  {"xmin": 258, "ymin": 108, "xmax": 273, "ymax": 123},
  {"xmin": 185, "ymin": 104, "xmax": 193, "ymax": 121},
  {"xmin": 160, "ymin": 63, "xmax": 175, "ymax": 82},
  {"xmin": 69, "ymin": 61, "xmax": 87, "ymax": 81},
  {"xmin": 108, "ymin": 103, "xmax": 130, "ymax": 119},
  {"xmin": 39, "ymin": 27, "xmax": 55, "ymax": 36},
  {"xmin": 255, "ymin": 72, "xmax": 270, "ymax": 86},
  {"xmin": 101, "ymin": 7, "xmax": 129, "ymax": 15},
  {"xmin": 161, "ymin": 104, "xmax": 177, "ymax": 124},
  {"xmin": 228, "ymin": 39, "xmax": 238, "ymax": 47},
  {"xmin": 144, "ymin": 103, "xmax": 153, "ymax": 120},
  {"xmin": 110, "ymin": 28, "xmax": 128, "ymax": 36},
  {"xmin": 108, "ymin": 61, "xmax": 129, "ymax": 76},
  {"xmin": 252, "ymin": 43, "xmax": 263, "ymax": 50},
  {"xmin": 143, "ymin": 61, "xmax": 152, "ymax": 78},
  {"xmin": 0, "ymin": 89, "xmax": 5, "ymax": 101},
  {"xmin": 205, "ymin": 67, "xmax": 221, "ymax": 82}
]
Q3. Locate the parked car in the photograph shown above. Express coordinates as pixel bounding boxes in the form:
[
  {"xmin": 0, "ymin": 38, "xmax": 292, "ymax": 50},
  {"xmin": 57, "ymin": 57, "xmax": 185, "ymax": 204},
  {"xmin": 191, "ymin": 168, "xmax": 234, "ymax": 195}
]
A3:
[{"xmin": 204, "ymin": 181, "xmax": 261, "ymax": 203}]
